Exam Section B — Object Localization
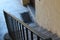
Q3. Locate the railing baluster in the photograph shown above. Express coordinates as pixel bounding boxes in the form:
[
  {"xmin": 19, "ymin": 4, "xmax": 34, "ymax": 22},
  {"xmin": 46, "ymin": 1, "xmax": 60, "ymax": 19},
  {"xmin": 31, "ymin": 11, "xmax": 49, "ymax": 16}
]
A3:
[
  {"xmin": 15, "ymin": 20, "xmax": 17, "ymax": 39},
  {"xmin": 37, "ymin": 36, "xmax": 40, "ymax": 40},
  {"xmin": 26, "ymin": 28, "xmax": 28, "ymax": 40},
  {"xmin": 20, "ymin": 24, "xmax": 23, "ymax": 40},
  {"xmin": 19, "ymin": 23, "xmax": 22, "ymax": 40},
  {"xmin": 17, "ymin": 21, "xmax": 19, "ymax": 39},
  {"xmin": 31, "ymin": 31, "xmax": 33, "ymax": 40},
  {"xmin": 10, "ymin": 17, "xmax": 14, "ymax": 31},
  {"xmin": 14, "ymin": 20, "xmax": 19, "ymax": 40},
  {"xmin": 13, "ymin": 19, "xmax": 16, "ymax": 40},
  {"xmin": 12, "ymin": 19, "xmax": 17, "ymax": 40},
  {"xmin": 18, "ymin": 22, "xmax": 21, "ymax": 39},
  {"xmin": 10, "ymin": 17, "xmax": 16, "ymax": 40},
  {"xmin": 22, "ymin": 25, "xmax": 25, "ymax": 40},
  {"xmin": 16, "ymin": 21, "xmax": 19, "ymax": 39}
]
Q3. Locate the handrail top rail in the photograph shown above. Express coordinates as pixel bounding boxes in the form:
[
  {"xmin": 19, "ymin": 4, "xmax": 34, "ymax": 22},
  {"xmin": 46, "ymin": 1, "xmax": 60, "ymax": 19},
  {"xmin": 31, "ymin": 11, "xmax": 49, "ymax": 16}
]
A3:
[{"xmin": 3, "ymin": 10, "xmax": 51, "ymax": 40}]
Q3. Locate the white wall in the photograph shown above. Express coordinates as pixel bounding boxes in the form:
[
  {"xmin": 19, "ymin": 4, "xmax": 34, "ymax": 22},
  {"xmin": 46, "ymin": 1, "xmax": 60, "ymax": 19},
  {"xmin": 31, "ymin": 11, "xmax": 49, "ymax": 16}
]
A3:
[{"xmin": 35, "ymin": 0, "xmax": 60, "ymax": 37}]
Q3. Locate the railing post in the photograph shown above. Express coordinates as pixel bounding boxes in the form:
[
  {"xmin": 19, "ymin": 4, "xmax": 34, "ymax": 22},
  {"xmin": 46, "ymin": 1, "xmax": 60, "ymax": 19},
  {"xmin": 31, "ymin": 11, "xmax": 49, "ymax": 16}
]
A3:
[
  {"xmin": 37, "ymin": 36, "xmax": 40, "ymax": 40},
  {"xmin": 20, "ymin": 23, "xmax": 23, "ymax": 40},
  {"xmin": 22, "ymin": 25, "xmax": 25, "ymax": 40},
  {"xmin": 31, "ymin": 31, "xmax": 33, "ymax": 40},
  {"xmin": 26, "ymin": 28, "xmax": 28, "ymax": 40}
]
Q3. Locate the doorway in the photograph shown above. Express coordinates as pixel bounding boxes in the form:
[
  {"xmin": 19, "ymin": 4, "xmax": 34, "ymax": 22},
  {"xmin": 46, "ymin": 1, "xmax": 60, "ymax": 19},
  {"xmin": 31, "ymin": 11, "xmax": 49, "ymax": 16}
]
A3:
[{"xmin": 29, "ymin": 0, "xmax": 35, "ymax": 8}]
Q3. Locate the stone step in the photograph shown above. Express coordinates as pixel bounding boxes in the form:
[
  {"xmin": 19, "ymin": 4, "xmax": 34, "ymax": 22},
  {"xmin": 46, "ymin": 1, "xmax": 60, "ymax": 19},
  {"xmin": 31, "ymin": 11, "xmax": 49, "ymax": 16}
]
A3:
[{"xmin": 33, "ymin": 25, "xmax": 60, "ymax": 40}]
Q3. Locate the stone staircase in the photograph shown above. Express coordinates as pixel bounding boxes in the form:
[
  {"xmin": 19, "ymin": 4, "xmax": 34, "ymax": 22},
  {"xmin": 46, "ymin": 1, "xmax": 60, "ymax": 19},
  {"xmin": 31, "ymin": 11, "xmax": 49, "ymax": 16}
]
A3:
[
  {"xmin": 4, "ymin": 22, "xmax": 60, "ymax": 40},
  {"xmin": 33, "ymin": 23, "xmax": 60, "ymax": 40},
  {"xmin": 4, "ymin": 10, "xmax": 60, "ymax": 40}
]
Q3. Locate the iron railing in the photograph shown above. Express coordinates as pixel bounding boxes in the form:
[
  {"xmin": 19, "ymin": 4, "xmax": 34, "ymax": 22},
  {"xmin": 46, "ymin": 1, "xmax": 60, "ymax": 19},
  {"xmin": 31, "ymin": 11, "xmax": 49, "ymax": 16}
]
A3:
[{"xmin": 4, "ymin": 11, "xmax": 52, "ymax": 40}]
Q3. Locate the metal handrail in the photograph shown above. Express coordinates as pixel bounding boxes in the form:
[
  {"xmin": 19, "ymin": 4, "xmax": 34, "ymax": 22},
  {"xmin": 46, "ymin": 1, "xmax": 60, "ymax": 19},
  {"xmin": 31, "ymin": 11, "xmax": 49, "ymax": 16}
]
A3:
[{"xmin": 4, "ymin": 11, "xmax": 52, "ymax": 40}]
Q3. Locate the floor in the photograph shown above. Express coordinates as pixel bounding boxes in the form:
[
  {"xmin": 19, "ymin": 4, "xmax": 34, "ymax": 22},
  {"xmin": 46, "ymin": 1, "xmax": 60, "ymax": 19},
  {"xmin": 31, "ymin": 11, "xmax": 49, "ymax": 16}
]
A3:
[{"xmin": 0, "ymin": 0, "xmax": 28, "ymax": 40}]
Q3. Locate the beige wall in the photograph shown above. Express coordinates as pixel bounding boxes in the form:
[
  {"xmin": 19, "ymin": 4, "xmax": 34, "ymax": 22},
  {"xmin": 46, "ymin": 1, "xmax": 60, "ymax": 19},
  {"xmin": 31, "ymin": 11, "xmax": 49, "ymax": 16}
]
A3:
[{"xmin": 35, "ymin": 0, "xmax": 60, "ymax": 37}]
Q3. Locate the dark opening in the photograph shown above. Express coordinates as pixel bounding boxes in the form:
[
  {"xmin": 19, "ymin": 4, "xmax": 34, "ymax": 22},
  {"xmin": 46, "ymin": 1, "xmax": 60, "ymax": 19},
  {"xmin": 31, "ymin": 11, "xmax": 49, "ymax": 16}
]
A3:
[
  {"xmin": 30, "ymin": 0, "xmax": 35, "ymax": 8},
  {"xmin": 21, "ymin": 12, "xmax": 33, "ymax": 24}
]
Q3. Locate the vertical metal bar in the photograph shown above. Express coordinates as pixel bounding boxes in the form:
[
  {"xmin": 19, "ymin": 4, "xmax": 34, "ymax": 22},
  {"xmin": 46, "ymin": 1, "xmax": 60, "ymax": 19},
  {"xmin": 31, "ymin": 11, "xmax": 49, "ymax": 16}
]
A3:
[
  {"xmin": 26, "ymin": 28, "xmax": 28, "ymax": 40},
  {"xmin": 12, "ymin": 19, "xmax": 17, "ymax": 40},
  {"xmin": 19, "ymin": 23, "xmax": 22, "ymax": 40},
  {"xmin": 14, "ymin": 20, "xmax": 17, "ymax": 40},
  {"xmin": 11, "ymin": 17, "xmax": 15, "ymax": 32},
  {"xmin": 31, "ymin": 31, "xmax": 33, "ymax": 40},
  {"xmin": 37, "ymin": 36, "xmax": 40, "ymax": 40},
  {"xmin": 22, "ymin": 25, "xmax": 25, "ymax": 40},
  {"xmin": 16, "ymin": 21, "xmax": 19, "ymax": 39},
  {"xmin": 17, "ymin": 21, "xmax": 20, "ymax": 39},
  {"xmin": 18, "ymin": 22, "xmax": 21, "ymax": 39},
  {"xmin": 11, "ymin": 17, "xmax": 16, "ymax": 39},
  {"xmin": 19, "ymin": 23, "xmax": 23, "ymax": 40}
]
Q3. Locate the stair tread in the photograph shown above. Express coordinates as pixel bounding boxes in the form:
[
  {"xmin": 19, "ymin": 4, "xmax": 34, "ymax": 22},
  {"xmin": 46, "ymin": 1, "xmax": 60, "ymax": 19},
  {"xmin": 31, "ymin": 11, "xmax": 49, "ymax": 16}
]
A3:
[{"xmin": 32, "ymin": 24, "xmax": 60, "ymax": 40}]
